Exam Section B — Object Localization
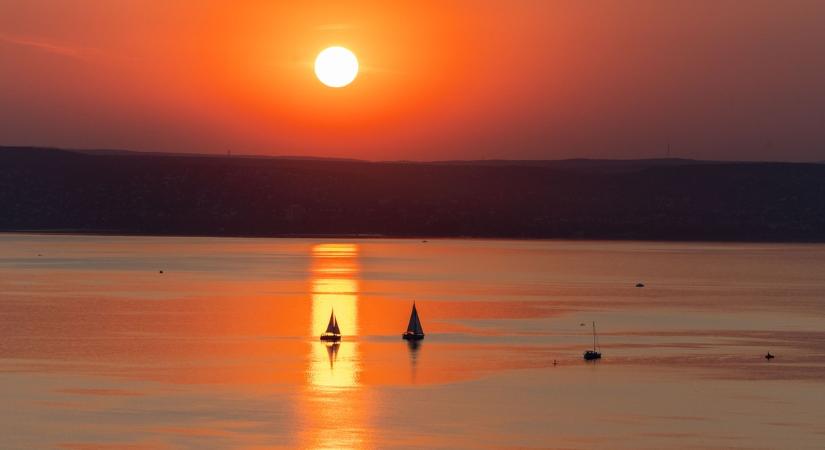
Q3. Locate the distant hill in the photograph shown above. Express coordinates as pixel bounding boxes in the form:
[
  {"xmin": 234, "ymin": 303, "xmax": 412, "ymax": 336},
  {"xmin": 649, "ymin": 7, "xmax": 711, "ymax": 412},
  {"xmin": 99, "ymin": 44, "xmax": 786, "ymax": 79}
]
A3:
[
  {"xmin": 55, "ymin": 147, "xmax": 365, "ymax": 162},
  {"xmin": 2, "ymin": 146, "xmax": 824, "ymax": 241},
  {"xmin": 428, "ymin": 158, "xmax": 722, "ymax": 174}
]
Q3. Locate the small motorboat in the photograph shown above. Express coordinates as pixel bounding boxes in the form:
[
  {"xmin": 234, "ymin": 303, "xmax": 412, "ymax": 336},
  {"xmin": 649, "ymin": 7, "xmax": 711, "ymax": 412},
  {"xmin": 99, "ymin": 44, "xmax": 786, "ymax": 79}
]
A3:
[
  {"xmin": 583, "ymin": 321, "xmax": 602, "ymax": 361},
  {"xmin": 402, "ymin": 302, "xmax": 425, "ymax": 341},
  {"xmin": 765, "ymin": 352, "xmax": 775, "ymax": 360},
  {"xmin": 636, "ymin": 282, "xmax": 645, "ymax": 288},
  {"xmin": 320, "ymin": 309, "xmax": 342, "ymax": 342}
]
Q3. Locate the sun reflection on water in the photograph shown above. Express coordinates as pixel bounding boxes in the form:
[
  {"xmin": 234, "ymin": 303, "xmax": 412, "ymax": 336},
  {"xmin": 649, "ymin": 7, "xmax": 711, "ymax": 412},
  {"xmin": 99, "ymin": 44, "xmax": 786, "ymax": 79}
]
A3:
[
  {"xmin": 310, "ymin": 243, "xmax": 360, "ymax": 340},
  {"xmin": 302, "ymin": 243, "xmax": 369, "ymax": 449}
]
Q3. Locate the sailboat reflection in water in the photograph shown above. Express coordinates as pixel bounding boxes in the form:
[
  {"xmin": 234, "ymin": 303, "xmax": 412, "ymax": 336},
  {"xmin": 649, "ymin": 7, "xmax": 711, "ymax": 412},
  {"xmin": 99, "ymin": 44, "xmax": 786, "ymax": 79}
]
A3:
[
  {"xmin": 402, "ymin": 302, "xmax": 425, "ymax": 341},
  {"xmin": 325, "ymin": 342, "xmax": 340, "ymax": 369}
]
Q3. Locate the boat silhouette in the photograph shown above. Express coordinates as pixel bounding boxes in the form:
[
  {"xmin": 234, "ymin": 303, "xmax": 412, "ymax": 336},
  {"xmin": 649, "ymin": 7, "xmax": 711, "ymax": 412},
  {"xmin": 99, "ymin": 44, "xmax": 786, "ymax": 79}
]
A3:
[
  {"xmin": 583, "ymin": 321, "xmax": 602, "ymax": 361},
  {"xmin": 320, "ymin": 309, "xmax": 342, "ymax": 342},
  {"xmin": 402, "ymin": 302, "xmax": 425, "ymax": 341}
]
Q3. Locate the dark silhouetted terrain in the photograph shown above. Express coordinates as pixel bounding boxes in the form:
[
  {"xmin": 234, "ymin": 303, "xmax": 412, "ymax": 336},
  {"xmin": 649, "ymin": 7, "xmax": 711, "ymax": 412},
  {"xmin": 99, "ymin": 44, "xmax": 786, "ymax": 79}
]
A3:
[{"xmin": 2, "ymin": 146, "xmax": 824, "ymax": 241}]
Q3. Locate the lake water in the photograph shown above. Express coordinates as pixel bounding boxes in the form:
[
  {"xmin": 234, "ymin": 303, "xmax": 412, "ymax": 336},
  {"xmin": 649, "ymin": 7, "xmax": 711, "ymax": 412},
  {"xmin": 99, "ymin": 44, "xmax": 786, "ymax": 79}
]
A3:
[{"xmin": 1, "ymin": 234, "xmax": 825, "ymax": 449}]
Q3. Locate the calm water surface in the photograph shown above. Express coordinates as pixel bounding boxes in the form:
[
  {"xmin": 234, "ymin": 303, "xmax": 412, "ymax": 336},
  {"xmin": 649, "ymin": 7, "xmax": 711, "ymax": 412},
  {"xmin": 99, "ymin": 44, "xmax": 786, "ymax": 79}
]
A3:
[{"xmin": 1, "ymin": 234, "xmax": 825, "ymax": 449}]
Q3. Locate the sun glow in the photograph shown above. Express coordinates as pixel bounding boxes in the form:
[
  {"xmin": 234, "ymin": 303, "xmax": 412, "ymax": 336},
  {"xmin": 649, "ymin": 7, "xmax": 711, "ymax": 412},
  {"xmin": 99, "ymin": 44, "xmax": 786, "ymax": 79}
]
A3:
[{"xmin": 314, "ymin": 46, "xmax": 359, "ymax": 88}]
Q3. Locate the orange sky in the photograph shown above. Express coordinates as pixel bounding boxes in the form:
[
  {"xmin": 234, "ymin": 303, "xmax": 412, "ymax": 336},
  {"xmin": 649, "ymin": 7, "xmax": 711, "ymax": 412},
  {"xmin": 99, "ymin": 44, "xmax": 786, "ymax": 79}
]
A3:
[{"xmin": 1, "ymin": 0, "xmax": 825, "ymax": 161}]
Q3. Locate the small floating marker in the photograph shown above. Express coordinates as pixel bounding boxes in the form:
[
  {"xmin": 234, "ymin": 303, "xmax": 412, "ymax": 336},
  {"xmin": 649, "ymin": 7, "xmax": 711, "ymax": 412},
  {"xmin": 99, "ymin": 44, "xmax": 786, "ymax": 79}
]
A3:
[
  {"xmin": 159, "ymin": 270, "xmax": 164, "ymax": 274},
  {"xmin": 765, "ymin": 352, "xmax": 775, "ymax": 360},
  {"xmin": 636, "ymin": 282, "xmax": 645, "ymax": 288}
]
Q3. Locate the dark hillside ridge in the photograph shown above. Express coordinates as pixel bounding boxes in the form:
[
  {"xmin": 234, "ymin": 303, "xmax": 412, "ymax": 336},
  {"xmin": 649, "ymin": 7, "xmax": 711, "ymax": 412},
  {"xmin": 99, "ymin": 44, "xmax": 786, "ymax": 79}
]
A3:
[{"xmin": 2, "ymin": 146, "xmax": 824, "ymax": 241}]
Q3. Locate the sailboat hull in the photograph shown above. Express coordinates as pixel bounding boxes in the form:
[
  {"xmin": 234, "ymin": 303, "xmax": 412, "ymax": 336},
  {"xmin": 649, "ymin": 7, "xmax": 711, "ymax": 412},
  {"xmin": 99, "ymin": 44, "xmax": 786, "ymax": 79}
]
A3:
[
  {"xmin": 402, "ymin": 333, "xmax": 425, "ymax": 341},
  {"xmin": 320, "ymin": 334, "xmax": 341, "ymax": 342}
]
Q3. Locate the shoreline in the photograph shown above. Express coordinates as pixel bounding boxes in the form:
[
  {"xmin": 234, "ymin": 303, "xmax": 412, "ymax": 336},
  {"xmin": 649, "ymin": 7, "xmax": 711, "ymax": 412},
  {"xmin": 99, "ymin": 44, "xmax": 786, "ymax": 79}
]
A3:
[{"xmin": 3, "ymin": 229, "xmax": 825, "ymax": 245}]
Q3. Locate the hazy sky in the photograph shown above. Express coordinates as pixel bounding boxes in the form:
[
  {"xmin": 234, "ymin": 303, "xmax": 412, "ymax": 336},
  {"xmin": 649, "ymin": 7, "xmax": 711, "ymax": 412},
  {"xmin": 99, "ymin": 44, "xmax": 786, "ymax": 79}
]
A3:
[{"xmin": 1, "ymin": 0, "xmax": 824, "ymax": 161}]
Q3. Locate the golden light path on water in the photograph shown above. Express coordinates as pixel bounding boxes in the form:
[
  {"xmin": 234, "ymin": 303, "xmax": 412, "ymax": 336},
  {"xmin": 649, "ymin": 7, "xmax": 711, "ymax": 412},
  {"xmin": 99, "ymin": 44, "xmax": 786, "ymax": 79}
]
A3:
[{"xmin": 303, "ymin": 243, "xmax": 369, "ymax": 449}]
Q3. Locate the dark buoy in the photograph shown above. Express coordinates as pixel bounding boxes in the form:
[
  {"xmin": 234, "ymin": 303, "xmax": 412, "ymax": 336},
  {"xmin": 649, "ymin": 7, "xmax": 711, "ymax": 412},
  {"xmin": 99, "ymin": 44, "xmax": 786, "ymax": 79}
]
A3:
[
  {"xmin": 765, "ymin": 352, "xmax": 775, "ymax": 360},
  {"xmin": 159, "ymin": 270, "xmax": 164, "ymax": 274},
  {"xmin": 636, "ymin": 282, "xmax": 645, "ymax": 288}
]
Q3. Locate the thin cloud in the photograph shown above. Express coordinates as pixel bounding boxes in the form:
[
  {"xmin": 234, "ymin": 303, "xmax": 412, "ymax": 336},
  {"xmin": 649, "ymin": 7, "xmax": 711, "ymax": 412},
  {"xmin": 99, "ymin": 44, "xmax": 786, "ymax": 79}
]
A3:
[
  {"xmin": 315, "ymin": 23, "xmax": 356, "ymax": 31},
  {"xmin": 360, "ymin": 65, "xmax": 403, "ymax": 75},
  {"xmin": 0, "ymin": 33, "xmax": 96, "ymax": 60}
]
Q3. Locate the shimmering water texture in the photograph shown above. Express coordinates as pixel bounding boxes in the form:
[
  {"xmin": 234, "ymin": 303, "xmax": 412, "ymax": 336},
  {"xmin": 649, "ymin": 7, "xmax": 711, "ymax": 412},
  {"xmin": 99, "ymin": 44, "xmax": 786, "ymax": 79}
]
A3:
[{"xmin": 1, "ymin": 235, "xmax": 825, "ymax": 449}]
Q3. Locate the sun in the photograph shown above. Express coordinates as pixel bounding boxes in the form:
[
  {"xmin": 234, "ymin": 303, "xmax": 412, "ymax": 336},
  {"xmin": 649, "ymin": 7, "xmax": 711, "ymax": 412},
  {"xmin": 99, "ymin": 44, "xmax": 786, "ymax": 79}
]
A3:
[{"xmin": 314, "ymin": 47, "xmax": 359, "ymax": 88}]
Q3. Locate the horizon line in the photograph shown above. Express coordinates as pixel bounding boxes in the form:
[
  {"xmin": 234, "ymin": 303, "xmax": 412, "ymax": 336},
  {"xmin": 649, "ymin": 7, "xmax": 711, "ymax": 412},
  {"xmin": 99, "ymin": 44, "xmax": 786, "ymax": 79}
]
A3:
[{"xmin": 1, "ymin": 144, "xmax": 823, "ymax": 165}]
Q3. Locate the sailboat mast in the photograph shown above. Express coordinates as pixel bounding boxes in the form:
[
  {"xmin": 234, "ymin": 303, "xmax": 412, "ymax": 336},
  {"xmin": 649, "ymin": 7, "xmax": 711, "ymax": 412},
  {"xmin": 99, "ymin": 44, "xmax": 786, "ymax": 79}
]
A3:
[{"xmin": 592, "ymin": 321, "xmax": 597, "ymax": 351}]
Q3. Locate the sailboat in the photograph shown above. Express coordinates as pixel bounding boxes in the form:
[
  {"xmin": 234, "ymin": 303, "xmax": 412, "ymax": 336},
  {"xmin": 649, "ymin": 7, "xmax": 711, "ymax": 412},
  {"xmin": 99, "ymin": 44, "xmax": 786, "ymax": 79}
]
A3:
[
  {"xmin": 402, "ymin": 302, "xmax": 425, "ymax": 341},
  {"xmin": 320, "ymin": 309, "xmax": 342, "ymax": 342},
  {"xmin": 583, "ymin": 321, "xmax": 602, "ymax": 361}
]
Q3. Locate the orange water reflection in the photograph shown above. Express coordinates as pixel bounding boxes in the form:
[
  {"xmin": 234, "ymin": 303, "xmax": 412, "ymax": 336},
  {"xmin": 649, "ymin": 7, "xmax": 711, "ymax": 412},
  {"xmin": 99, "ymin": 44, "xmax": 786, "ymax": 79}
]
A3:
[
  {"xmin": 3, "ymin": 236, "xmax": 825, "ymax": 449},
  {"xmin": 301, "ymin": 243, "xmax": 370, "ymax": 449}
]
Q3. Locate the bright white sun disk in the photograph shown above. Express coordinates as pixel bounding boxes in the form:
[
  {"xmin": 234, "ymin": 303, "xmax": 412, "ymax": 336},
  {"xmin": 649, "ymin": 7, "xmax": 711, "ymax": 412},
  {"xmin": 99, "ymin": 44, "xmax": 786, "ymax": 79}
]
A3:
[{"xmin": 314, "ymin": 47, "xmax": 359, "ymax": 88}]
